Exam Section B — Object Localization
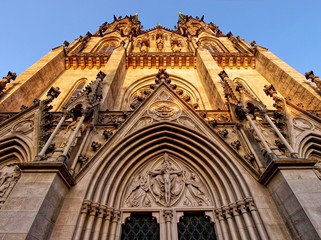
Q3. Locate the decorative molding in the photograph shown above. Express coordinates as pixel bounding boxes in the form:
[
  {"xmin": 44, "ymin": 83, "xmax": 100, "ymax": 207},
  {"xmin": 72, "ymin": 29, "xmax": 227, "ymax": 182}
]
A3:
[
  {"xmin": 259, "ymin": 159, "xmax": 318, "ymax": 185},
  {"xmin": 65, "ymin": 54, "xmax": 111, "ymax": 70},
  {"xmin": 126, "ymin": 53, "xmax": 196, "ymax": 69},
  {"xmin": 18, "ymin": 162, "xmax": 75, "ymax": 188}
]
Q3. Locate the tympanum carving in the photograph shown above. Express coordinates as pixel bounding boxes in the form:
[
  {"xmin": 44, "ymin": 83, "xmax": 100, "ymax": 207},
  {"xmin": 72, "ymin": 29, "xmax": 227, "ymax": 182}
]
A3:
[{"xmin": 124, "ymin": 153, "xmax": 211, "ymax": 208}]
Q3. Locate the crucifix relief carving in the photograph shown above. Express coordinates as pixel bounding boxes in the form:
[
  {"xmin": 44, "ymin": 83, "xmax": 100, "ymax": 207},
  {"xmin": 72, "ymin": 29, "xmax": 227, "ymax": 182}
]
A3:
[{"xmin": 124, "ymin": 153, "xmax": 211, "ymax": 208}]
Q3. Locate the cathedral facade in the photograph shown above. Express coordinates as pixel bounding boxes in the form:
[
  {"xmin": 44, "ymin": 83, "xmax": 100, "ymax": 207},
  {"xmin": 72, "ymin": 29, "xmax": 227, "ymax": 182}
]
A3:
[{"xmin": 0, "ymin": 13, "xmax": 321, "ymax": 240}]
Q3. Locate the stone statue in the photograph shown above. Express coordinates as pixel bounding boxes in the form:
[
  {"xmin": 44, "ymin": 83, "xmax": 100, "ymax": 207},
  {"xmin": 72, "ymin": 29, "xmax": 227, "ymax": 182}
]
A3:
[
  {"xmin": 148, "ymin": 153, "xmax": 183, "ymax": 206},
  {"xmin": 305, "ymin": 70, "xmax": 321, "ymax": 90},
  {"xmin": 140, "ymin": 34, "xmax": 150, "ymax": 53},
  {"xmin": 0, "ymin": 166, "xmax": 21, "ymax": 206},
  {"xmin": 184, "ymin": 172, "xmax": 210, "ymax": 206},
  {"xmin": 178, "ymin": 12, "xmax": 188, "ymax": 23},
  {"xmin": 0, "ymin": 71, "xmax": 17, "ymax": 94},
  {"xmin": 156, "ymin": 38, "xmax": 164, "ymax": 52},
  {"xmin": 60, "ymin": 116, "xmax": 85, "ymax": 148},
  {"xmin": 171, "ymin": 35, "xmax": 182, "ymax": 52},
  {"xmin": 125, "ymin": 173, "xmax": 151, "ymax": 207}
]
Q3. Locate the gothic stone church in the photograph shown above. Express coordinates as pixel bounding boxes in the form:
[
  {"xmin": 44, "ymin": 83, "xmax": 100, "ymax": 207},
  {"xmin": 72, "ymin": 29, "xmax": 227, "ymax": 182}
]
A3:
[{"xmin": 0, "ymin": 13, "xmax": 321, "ymax": 240}]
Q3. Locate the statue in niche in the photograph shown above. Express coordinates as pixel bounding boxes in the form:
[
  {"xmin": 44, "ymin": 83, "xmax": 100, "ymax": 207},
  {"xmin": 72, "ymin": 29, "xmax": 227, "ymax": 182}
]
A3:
[
  {"xmin": 148, "ymin": 153, "xmax": 184, "ymax": 206},
  {"xmin": 60, "ymin": 104, "xmax": 86, "ymax": 148},
  {"xmin": 156, "ymin": 38, "xmax": 164, "ymax": 52},
  {"xmin": 0, "ymin": 166, "xmax": 21, "ymax": 206},
  {"xmin": 171, "ymin": 34, "xmax": 182, "ymax": 52},
  {"xmin": 60, "ymin": 116, "xmax": 85, "ymax": 148},
  {"xmin": 184, "ymin": 172, "xmax": 210, "ymax": 206},
  {"xmin": 140, "ymin": 34, "xmax": 150, "ymax": 53},
  {"xmin": 125, "ymin": 173, "xmax": 151, "ymax": 207}
]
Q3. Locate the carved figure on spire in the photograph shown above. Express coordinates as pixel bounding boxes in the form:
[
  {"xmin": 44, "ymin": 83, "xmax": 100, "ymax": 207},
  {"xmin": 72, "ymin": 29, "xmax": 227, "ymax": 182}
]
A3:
[
  {"xmin": 0, "ymin": 71, "xmax": 17, "ymax": 94},
  {"xmin": 305, "ymin": 70, "xmax": 321, "ymax": 90}
]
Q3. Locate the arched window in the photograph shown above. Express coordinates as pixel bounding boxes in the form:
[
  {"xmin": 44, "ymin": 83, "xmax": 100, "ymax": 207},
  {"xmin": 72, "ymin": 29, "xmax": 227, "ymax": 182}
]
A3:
[
  {"xmin": 100, "ymin": 42, "xmax": 116, "ymax": 53},
  {"xmin": 204, "ymin": 45, "xmax": 219, "ymax": 53},
  {"xmin": 121, "ymin": 212, "xmax": 160, "ymax": 240},
  {"xmin": 57, "ymin": 79, "xmax": 87, "ymax": 111},
  {"xmin": 178, "ymin": 212, "xmax": 216, "ymax": 240}
]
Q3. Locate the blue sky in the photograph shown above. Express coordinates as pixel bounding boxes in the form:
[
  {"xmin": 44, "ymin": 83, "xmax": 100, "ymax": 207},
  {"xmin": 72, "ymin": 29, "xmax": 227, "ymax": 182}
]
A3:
[{"xmin": 1, "ymin": 0, "xmax": 320, "ymax": 78}]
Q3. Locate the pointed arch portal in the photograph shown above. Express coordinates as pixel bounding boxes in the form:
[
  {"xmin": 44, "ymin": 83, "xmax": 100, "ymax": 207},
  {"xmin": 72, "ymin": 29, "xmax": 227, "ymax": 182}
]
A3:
[{"xmin": 74, "ymin": 122, "xmax": 268, "ymax": 240}]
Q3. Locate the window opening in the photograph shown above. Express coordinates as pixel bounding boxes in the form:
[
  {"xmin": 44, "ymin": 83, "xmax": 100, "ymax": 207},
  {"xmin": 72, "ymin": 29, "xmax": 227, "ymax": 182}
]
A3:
[
  {"xmin": 178, "ymin": 212, "xmax": 216, "ymax": 240},
  {"xmin": 121, "ymin": 213, "xmax": 160, "ymax": 240}
]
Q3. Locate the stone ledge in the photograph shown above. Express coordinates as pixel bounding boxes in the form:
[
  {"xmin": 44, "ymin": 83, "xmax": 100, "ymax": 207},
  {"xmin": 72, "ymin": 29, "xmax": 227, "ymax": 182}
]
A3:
[
  {"xmin": 259, "ymin": 159, "xmax": 317, "ymax": 185},
  {"xmin": 18, "ymin": 162, "xmax": 75, "ymax": 188}
]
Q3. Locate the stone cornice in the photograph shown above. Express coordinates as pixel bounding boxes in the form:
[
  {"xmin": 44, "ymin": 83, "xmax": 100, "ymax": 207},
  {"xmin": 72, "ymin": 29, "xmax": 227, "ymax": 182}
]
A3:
[
  {"xmin": 259, "ymin": 159, "xmax": 317, "ymax": 185},
  {"xmin": 19, "ymin": 162, "xmax": 75, "ymax": 188}
]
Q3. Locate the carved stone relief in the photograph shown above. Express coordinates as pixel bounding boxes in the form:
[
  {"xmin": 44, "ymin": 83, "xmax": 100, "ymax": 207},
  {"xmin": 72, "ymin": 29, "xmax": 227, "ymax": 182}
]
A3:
[
  {"xmin": 0, "ymin": 164, "xmax": 21, "ymax": 208},
  {"xmin": 293, "ymin": 117, "xmax": 314, "ymax": 131},
  {"xmin": 148, "ymin": 101, "xmax": 181, "ymax": 121},
  {"xmin": 124, "ymin": 153, "xmax": 212, "ymax": 208},
  {"xmin": 12, "ymin": 120, "xmax": 34, "ymax": 134}
]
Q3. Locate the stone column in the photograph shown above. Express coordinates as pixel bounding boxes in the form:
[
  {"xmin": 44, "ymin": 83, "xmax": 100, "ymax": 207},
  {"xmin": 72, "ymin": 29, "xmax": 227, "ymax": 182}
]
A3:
[
  {"xmin": 215, "ymin": 209, "xmax": 229, "ymax": 240},
  {"xmin": 223, "ymin": 206, "xmax": 239, "ymax": 239},
  {"xmin": 59, "ymin": 114, "xmax": 86, "ymax": 161},
  {"xmin": 164, "ymin": 210, "xmax": 173, "ymax": 240},
  {"xmin": 70, "ymin": 124, "xmax": 93, "ymax": 174},
  {"xmin": 238, "ymin": 199, "xmax": 259, "ymax": 240},
  {"xmin": 109, "ymin": 210, "xmax": 120, "ymax": 240},
  {"xmin": 246, "ymin": 114, "xmax": 274, "ymax": 158},
  {"xmin": 92, "ymin": 205, "xmax": 107, "ymax": 240},
  {"xmin": 100, "ymin": 208, "xmax": 113, "ymax": 240},
  {"xmin": 73, "ymin": 200, "xmax": 91, "ymax": 240},
  {"xmin": 264, "ymin": 113, "xmax": 297, "ymax": 156},
  {"xmin": 0, "ymin": 47, "xmax": 65, "ymax": 112},
  {"xmin": 246, "ymin": 198, "xmax": 269, "ymax": 240},
  {"xmin": 36, "ymin": 114, "xmax": 67, "ymax": 160},
  {"xmin": 231, "ymin": 203, "xmax": 249, "ymax": 239}
]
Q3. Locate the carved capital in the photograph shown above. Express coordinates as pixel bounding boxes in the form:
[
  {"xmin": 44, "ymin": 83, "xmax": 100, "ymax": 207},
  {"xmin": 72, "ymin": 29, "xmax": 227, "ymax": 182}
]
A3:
[
  {"xmin": 214, "ymin": 209, "xmax": 224, "ymax": 221},
  {"xmin": 245, "ymin": 197, "xmax": 257, "ymax": 212},
  {"xmin": 112, "ymin": 210, "xmax": 121, "ymax": 223},
  {"xmin": 81, "ymin": 200, "xmax": 92, "ymax": 214},
  {"xmin": 89, "ymin": 203, "xmax": 99, "ymax": 216},
  {"xmin": 97, "ymin": 205, "xmax": 107, "ymax": 218},
  {"xmin": 105, "ymin": 208, "xmax": 114, "ymax": 221},
  {"xmin": 163, "ymin": 210, "xmax": 173, "ymax": 223},
  {"xmin": 230, "ymin": 203, "xmax": 240, "ymax": 217},
  {"xmin": 237, "ymin": 200, "xmax": 248, "ymax": 214},
  {"xmin": 223, "ymin": 206, "xmax": 232, "ymax": 219}
]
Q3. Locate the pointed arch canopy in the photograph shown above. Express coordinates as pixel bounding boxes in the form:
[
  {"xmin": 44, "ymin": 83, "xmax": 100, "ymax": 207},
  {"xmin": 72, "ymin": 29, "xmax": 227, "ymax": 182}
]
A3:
[
  {"xmin": 84, "ymin": 121, "xmax": 252, "ymax": 209},
  {"xmin": 0, "ymin": 135, "xmax": 33, "ymax": 164}
]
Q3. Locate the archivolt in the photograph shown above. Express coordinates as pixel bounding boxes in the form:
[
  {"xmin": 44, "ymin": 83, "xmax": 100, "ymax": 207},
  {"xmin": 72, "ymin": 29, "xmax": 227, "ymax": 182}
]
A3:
[
  {"xmin": 297, "ymin": 132, "xmax": 321, "ymax": 159},
  {"xmin": 85, "ymin": 122, "xmax": 251, "ymax": 208},
  {"xmin": 74, "ymin": 123, "xmax": 269, "ymax": 240},
  {"xmin": 0, "ymin": 135, "xmax": 33, "ymax": 164}
]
